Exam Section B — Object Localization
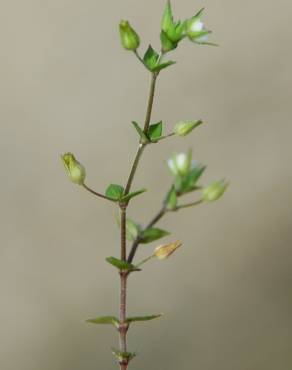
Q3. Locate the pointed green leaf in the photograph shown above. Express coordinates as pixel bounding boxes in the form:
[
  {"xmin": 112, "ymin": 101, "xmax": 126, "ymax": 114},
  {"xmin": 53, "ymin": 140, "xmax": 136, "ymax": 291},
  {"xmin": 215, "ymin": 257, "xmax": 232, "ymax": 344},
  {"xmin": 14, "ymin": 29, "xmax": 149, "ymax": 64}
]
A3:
[
  {"xmin": 106, "ymin": 257, "xmax": 141, "ymax": 272},
  {"xmin": 111, "ymin": 348, "xmax": 136, "ymax": 362},
  {"xmin": 121, "ymin": 189, "xmax": 147, "ymax": 202},
  {"xmin": 152, "ymin": 60, "xmax": 176, "ymax": 72},
  {"xmin": 148, "ymin": 121, "xmax": 163, "ymax": 142},
  {"xmin": 143, "ymin": 45, "xmax": 159, "ymax": 71},
  {"xmin": 106, "ymin": 184, "xmax": 124, "ymax": 201},
  {"xmin": 140, "ymin": 227, "xmax": 170, "ymax": 244},
  {"xmin": 165, "ymin": 186, "xmax": 177, "ymax": 210},
  {"xmin": 131, "ymin": 121, "xmax": 149, "ymax": 143},
  {"xmin": 126, "ymin": 314, "xmax": 163, "ymax": 324},
  {"xmin": 86, "ymin": 316, "xmax": 119, "ymax": 327}
]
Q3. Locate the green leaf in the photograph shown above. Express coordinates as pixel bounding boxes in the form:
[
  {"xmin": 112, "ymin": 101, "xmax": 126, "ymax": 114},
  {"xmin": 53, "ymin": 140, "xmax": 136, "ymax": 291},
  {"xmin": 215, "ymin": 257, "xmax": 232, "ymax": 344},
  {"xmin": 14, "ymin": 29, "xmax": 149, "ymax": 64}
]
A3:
[
  {"xmin": 140, "ymin": 227, "xmax": 170, "ymax": 244},
  {"xmin": 152, "ymin": 60, "xmax": 176, "ymax": 72},
  {"xmin": 126, "ymin": 314, "xmax": 163, "ymax": 324},
  {"xmin": 121, "ymin": 189, "xmax": 147, "ymax": 202},
  {"xmin": 148, "ymin": 121, "xmax": 163, "ymax": 142},
  {"xmin": 106, "ymin": 257, "xmax": 141, "ymax": 272},
  {"xmin": 106, "ymin": 184, "xmax": 124, "ymax": 201},
  {"xmin": 112, "ymin": 348, "xmax": 136, "ymax": 362},
  {"xmin": 116, "ymin": 217, "xmax": 141, "ymax": 241},
  {"xmin": 164, "ymin": 186, "xmax": 177, "ymax": 210},
  {"xmin": 126, "ymin": 219, "xmax": 140, "ymax": 241},
  {"xmin": 143, "ymin": 45, "xmax": 159, "ymax": 71},
  {"xmin": 131, "ymin": 121, "xmax": 149, "ymax": 143},
  {"xmin": 86, "ymin": 316, "xmax": 119, "ymax": 327}
]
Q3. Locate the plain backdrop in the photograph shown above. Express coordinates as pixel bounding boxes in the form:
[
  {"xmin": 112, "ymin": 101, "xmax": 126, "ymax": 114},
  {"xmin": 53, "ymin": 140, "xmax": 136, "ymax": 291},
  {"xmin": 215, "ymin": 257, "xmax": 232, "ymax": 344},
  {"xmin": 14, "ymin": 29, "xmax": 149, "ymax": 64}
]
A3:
[{"xmin": 0, "ymin": 0, "xmax": 291, "ymax": 369}]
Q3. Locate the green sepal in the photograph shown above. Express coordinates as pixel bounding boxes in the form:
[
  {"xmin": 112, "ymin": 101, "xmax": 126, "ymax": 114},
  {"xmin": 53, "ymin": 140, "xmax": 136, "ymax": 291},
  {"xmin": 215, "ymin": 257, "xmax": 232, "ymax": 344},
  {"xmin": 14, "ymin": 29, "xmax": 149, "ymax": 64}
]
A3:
[
  {"xmin": 140, "ymin": 227, "xmax": 170, "ymax": 244},
  {"xmin": 161, "ymin": 0, "xmax": 174, "ymax": 33},
  {"xmin": 121, "ymin": 189, "xmax": 147, "ymax": 203},
  {"xmin": 86, "ymin": 316, "xmax": 120, "ymax": 327},
  {"xmin": 148, "ymin": 121, "xmax": 163, "ymax": 142},
  {"xmin": 160, "ymin": 30, "xmax": 178, "ymax": 52},
  {"xmin": 126, "ymin": 314, "xmax": 163, "ymax": 324},
  {"xmin": 111, "ymin": 348, "xmax": 136, "ymax": 362},
  {"xmin": 175, "ymin": 164, "xmax": 206, "ymax": 194},
  {"xmin": 193, "ymin": 7, "xmax": 205, "ymax": 19},
  {"xmin": 152, "ymin": 60, "xmax": 176, "ymax": 72},
  {"xmin": 143, "ymin": 45, "xmax": 159, "ymax": 71},
  {"xmin": 164, "ymin": 186, "xmax": 177, "ymax": 210},
  {"xmin": 106, "ymin": 257, "xmax": 141, "ymax": 272},
  {"xmin": 106, "ymin": 184, "xmax": 124, "ymax": 201},
  {"xmin": 131, "ymin": 121, "xmax": 149, "ymax": 143}
]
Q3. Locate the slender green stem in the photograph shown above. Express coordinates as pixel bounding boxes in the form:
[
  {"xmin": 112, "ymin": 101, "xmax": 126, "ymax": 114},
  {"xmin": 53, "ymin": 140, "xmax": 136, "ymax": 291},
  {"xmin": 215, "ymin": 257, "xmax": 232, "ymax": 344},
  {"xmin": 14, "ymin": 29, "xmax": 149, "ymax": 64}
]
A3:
[
  {"xmin": 82, "ymin": 183, "xmax": 115, "ymax": 202},
  {"xmin": 143, "ymin": 73, "xmax": 158, "ymax": 133},
  {"xmin": 124, "ymin": 144, "xmax": 145, "ymax": 196},
  {"xmin": 175, "ymin": 199, "xmax": 203, "ymax": 210}
]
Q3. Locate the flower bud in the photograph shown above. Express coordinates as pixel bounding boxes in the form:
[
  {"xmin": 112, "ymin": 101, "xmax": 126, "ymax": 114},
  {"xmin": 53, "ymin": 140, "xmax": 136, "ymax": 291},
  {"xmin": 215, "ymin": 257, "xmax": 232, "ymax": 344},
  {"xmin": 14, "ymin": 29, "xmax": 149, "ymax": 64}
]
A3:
[
  {"xmin": 167, "ymin": 152, "xmax": 192, "ymax": 177},
  {"xmin": 202, "ymin": 180, "xmax": 228, "ymax": 202},
  {"xmin": 61, "ymin": 153, "xmax": 86, "ymax": 185},
  {"xmin": 185, "ymin": 9, "xmax": 211, "ymax": 43},
  {"xmin": 119, "ymin": 20, "xmax": 140, "ymax": 51},
  {"xmin": 174, "ymin": 120, "xmax": 202, "ymax": 137},
  {"xmin": 154, "ymin": 241, "xmax": 182, "ymax": 260}
]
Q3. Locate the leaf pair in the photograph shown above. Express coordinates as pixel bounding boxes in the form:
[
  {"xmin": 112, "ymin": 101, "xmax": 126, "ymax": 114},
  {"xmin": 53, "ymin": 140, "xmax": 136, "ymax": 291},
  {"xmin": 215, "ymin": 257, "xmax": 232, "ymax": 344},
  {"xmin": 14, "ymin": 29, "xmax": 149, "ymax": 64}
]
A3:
[
  {"xmin": 132, "ymin": 121, "xmax": 163, "ymax": 143},
  {"xmin": 87, "ymin": 314, "xmax": 163, "ymax": 327},
  {"xmin": 143, "ymin": 45, "xmax": 176, "ymax": 72},
  {"xmin": 106, "ymin": 184, "xmax": 146, "ymax": 203}
]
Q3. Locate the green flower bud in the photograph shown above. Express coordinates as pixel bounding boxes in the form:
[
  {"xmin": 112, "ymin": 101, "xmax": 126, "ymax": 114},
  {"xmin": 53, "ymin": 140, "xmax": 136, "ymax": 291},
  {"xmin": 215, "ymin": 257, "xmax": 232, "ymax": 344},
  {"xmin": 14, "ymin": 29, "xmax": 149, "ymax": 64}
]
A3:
[
  {"xmin": 61, "ymin": 153, "xmax": 86, "ymax": 185},
  {"xmin": 202, "ymin": 180, "xmax": 229, "ymax": 202},
  {"xmin": 174, "ymin": 120, "xmax": 203, "ymax": 136},
  {"xmin": 160, "ymin": 0, "xmax": 184, "ymax": 49},
  {"xmin": 119, "ymin": 20, "xmax": 140, "ymax": 51},
  {"xmin": 167, "ymin": 152, "xmax": 192, "ymax": 177}
]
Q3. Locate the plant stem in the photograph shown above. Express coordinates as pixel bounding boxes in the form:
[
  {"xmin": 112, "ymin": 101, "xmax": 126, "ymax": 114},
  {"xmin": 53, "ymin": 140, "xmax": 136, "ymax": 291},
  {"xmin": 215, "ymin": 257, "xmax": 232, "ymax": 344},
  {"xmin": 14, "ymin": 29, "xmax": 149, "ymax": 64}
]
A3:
[
  {"xmin": 124, "ymin": 144, "xmax": 145, "ymax": 195},
  {"xmin": 144, "ymin": 73, "xmax": 158, "ymax": 133},
  {"xmin": 82, "ymin": 183, "xmax": 115, "ymax": 202},
  {"xmin": 127, "ymin": 206, "xmax": 167, "ymax": 264},
  {"xmin": 119, "ymin": 206, "xmax": 129, "ymax": 369},
  {"xmin": 118, "ymin": 71, "xmax": 159, "ymax": 369}
]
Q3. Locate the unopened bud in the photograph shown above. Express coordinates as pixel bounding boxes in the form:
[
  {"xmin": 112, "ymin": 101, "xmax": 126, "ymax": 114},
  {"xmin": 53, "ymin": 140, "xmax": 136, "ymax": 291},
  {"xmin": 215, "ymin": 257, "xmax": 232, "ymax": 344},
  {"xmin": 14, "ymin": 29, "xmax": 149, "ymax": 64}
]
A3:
[
  {"xmin": 202, "ymin": 180, "xmax": 228, "ymax": 202},
  {"xmin": 61, "ymin": 153, "xmax": 86, "ymax": 185},
  {"xmin": 174, "ymin": 120, "xmax": 202, "ymax": 137},
  {"xmin": 154, "ymin": 241, "xmax": 182, "ymax": 260},
  {"xmin": 185, "ymin": 9, "xmax": 211, "ymax": 43},
  {"xmin": 119, "ymin": 20, "xmax": 140, "ymax": 51}
]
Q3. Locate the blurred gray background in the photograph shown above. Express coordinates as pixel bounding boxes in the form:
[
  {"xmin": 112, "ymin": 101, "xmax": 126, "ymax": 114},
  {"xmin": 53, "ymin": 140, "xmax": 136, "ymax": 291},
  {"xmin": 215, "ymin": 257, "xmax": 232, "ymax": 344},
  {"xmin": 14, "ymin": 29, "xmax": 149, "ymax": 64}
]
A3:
[{"xmin": 0, "ymin": 0, "xmax": 291, "ymax": 369}]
